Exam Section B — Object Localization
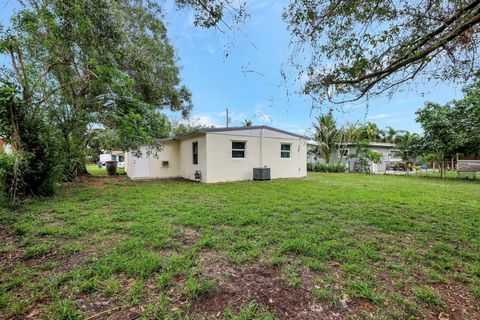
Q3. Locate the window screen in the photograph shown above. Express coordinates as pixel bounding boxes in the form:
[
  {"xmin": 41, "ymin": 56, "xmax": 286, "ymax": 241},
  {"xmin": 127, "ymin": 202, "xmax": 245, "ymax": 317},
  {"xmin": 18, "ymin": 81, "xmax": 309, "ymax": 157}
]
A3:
[{"xmin": 232, "ymin": 141, "xmax": 246, "ymax": 158}]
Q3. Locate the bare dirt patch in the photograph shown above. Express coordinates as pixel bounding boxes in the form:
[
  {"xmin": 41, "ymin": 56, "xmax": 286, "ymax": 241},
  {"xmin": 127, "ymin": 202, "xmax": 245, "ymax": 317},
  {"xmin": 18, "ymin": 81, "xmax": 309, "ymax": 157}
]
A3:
[
  {"xmin": 428, "ymin": 282, "xmax": 480, "ymax": 320},
  {"xmin": 192, "ymin": 263, "xmax": 323, "ymax": 319},
  {"xmin": 178, "ymin": 227, "xmax": 201, "ymax": 246},
  {"xmin": 190, "ymin": 251, "xmax": 357, "ymax": 319},
  {"xmin": 0, "ymin": 226, "xmax": 22, "ymax": 272}
]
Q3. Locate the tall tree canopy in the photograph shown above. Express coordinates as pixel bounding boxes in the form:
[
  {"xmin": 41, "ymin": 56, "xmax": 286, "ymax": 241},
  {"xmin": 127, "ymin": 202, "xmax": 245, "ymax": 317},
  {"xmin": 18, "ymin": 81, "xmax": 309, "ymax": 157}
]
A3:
[
  {"xmin": 0, "ymin": 0, "xmax": 192, "ymax": 201},
  {"xmin": 1, "ymin": 0, "xmax": 192, "ymax": 180},
  {"xmin": 284, "ymin": 0, "xmax": 480, "ymax": 104},
  {"xmin": 416, "ymin": 80, "xmax": 480, "ymax": 160}
]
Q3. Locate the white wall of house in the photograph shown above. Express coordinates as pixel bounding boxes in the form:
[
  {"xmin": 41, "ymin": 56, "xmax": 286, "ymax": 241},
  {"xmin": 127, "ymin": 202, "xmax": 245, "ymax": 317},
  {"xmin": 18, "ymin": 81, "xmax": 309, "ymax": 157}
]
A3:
[
  {"xmin": 126, "ymin": 146, "xmax": 150, "ymax": 178},
  {"xmin": 126, "ymin": 127, "xmax": 307, "ymax": 182},
  {"xmin": 148, "ymin": 141, "xmax": 181, "ymax": 179},
  {"xmin": 260, "ymin": 131, "xmax": 306, "ymax": 180},
  {"xmin": 179, "ymin": 134, "xmax": 207, "ymax": 182},
  {"xmin": 204, "ymin": 128, "xmax": 306, "ymax": 183},
  {"xmin": 205, "ymin": 131, "xmax": 262, "ymax": 182}
]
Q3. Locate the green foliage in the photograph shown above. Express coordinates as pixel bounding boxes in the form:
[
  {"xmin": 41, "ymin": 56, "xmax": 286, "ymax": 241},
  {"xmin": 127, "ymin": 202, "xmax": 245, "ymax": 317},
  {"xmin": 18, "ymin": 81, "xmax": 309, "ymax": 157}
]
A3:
[
  {"xmin": 395, "ymin": 132, "xmax": 421, "ymax": 166},
  {"xmin": 349, "ymin": 141, "xmax": 382, "ymax": 173},
  {"xmin": 1, "ymin": 0, "xmax": 193, "ymax": 190},
  {"xmin": 312, "ymin": 111, "xmax": 338, "ymax": 164},
  {"xmin": 414, "ymin": 287, "xmax": 444, "ymax": 306},
  {"xmin": 47, "ymin": 298, "xmax": 82, "ymax": 320},
  {"xmin": 0, "ymin": 84, "xmax": 63, "ymax": 202},
  {"xmin": 0, "ymin": 294, "xmax": 8, "ymax": 309},
  {"xmin": 184, "ymin": 275, "xmax": 218, "ymax": 299},
  {"xmin": 224, "ymin": 301, "xmax": 275, "ymax": 320},
  {"xmin": 416, "ymin": 81, "xmax": 480, "ymax": 165},
  {"xmin": 284, "ymin": 0, "xmax": 479, "ymax": 103},
  {"xmin": 242, "ymin": 119, "xmax": 253, "ymax": 127},
  {"xmin": 307, "ymin": 163, "xmax": 346, "ymax": 172}
]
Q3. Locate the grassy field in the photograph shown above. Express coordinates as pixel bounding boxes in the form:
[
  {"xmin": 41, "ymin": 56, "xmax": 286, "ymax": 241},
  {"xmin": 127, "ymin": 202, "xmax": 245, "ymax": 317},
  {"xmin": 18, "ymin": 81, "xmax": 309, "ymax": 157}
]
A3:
[
  {"xmin": 0, "ymin": 173, "xmax": 479, "ymax": 319},
  {"xmin": 86, "ymin": 164, "xmax": 126, "ymax": 176}
]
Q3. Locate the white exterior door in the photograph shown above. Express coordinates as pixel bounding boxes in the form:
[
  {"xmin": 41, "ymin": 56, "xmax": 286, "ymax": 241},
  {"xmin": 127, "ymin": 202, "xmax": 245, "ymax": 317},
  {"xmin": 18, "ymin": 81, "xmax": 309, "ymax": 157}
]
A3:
[{"xmin": 133, "ymin": 146, "xmax": 150, "ymax": 178}]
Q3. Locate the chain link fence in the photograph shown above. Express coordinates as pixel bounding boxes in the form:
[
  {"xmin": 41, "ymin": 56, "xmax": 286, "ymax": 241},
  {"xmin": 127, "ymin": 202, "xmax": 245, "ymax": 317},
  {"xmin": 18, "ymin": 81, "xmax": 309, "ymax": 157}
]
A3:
[{"xmin": 349, "ymin": 160, "xmax": 480, "ymax": 180}]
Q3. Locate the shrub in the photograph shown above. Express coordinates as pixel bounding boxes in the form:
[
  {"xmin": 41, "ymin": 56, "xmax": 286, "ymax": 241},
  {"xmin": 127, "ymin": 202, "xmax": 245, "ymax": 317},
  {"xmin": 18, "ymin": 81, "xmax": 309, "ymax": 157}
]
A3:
[
  {"xmin": 307, "ymin": 163, "xmax": 347, "ymax": 173},
  {"xmin": 0, "ymin": 84, "xmax": 64, "ymax": 203},
  {"xmin": 0, "ymin": 146, "xmax": 62, "ymax": 203}
]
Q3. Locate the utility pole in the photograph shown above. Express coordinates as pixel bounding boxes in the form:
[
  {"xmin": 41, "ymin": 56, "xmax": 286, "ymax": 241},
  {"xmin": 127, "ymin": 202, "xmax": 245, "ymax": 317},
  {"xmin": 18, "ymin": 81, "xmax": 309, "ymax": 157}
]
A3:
[{"xmin": 226, "ymin": 108, "xmax": 229, "ymax": 127}]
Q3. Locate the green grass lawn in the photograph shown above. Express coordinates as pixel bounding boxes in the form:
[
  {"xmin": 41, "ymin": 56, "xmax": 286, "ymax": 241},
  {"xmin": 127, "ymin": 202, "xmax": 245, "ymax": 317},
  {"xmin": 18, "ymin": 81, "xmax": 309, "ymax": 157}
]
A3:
[
  {"xmin": 1, "ymin": 173, "xmax": 479, "ymax": 319},
  {"xmin": 86, "ymin": 163, "xmax": 126, "ymax": 176}
]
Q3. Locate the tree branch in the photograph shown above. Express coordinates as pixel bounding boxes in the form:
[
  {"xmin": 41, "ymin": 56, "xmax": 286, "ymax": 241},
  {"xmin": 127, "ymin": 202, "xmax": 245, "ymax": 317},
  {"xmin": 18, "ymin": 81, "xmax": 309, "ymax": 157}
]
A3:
[{"xmin": 328, "ymin": 2, "xmax": 480, "ymax": 86}]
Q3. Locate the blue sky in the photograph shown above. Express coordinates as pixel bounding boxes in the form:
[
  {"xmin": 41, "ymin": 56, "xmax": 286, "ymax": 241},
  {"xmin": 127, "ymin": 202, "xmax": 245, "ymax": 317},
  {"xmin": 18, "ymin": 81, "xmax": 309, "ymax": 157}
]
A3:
[{"xmin": 1, "ymin": 0, "xmax": 466, "ymax": 135}]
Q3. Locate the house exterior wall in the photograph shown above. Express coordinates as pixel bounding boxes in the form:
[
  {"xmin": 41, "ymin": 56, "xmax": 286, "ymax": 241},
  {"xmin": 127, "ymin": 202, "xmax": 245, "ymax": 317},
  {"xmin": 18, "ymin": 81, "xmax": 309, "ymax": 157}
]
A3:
[
  {"xmin": 260, "ymin": 132, "xmax": 307, "ymax": 180},
  {"xmin": 205, "ymin": 132, "xmax": 262, "ymax": 183},
  {"xmin": 148, "ymin": 141, "xmax": 181, "ymax": 178},
  {"xmin": 127, "ymin": 128, "xmax": 306, "ymax": 182},
  {"xmin": 334, "ymin": 145, "xmax": 402, "ymax": 172},
  {"xmin": 125, "ymin": 146, "xmax": 150, "ymax": 178},
  {"xmin": 204, "ymin": 128, "xmax": 306, "ymax": 183},
  {"xmin": 126, "ymin": 142, "xmax": 181, "ymax": 179},
  {"xmin": 179, "ymin": 134, "xmax": 207, "ymax": 182}
]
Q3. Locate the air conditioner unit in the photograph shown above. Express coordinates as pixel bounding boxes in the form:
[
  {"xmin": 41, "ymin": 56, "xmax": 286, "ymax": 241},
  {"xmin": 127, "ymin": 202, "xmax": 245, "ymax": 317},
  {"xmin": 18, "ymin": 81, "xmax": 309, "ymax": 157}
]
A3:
[{"xmin": 253, "ymin": 167, "xmax": 271, "ymax": 181}]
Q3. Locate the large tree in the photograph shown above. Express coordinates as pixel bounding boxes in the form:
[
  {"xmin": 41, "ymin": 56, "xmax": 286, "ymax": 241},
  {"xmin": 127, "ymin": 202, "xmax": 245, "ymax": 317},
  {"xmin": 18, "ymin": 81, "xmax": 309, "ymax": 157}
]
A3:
[
  {"xmin": 416, "ymin": 80, "xmax": 480, "ymax": 166},
  {"xmin": 415, "ymin": 102, "xmax": 462, "ymax": 177},
  {"xmin": 1, "ymin": 0, "xmax": 192, "ymax": 180},
  {"xmin": 283, "ymin": 0, "xmax": 480, "ymax": 104},
  {"xmin": 95, "ymin": 1, "xmax": 479, "ymax": 105}
]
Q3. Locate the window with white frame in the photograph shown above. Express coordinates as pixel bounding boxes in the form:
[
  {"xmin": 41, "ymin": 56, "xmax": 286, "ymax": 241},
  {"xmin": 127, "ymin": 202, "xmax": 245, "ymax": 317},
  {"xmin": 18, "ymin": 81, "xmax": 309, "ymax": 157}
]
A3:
[
  {"xmin": 339, "ymin": 149, "xmax": 349, "ymax": 157},
  {"xmin": 281, "ymin": 144, "xmax": 291, "ymax": 158},
  {"xmin": 192, "ymin": 141, "xmax": 198, "ymax": 164},
  {"xmin": 232, "ymin": 141, "xmax": 246, "ymax": 158}
]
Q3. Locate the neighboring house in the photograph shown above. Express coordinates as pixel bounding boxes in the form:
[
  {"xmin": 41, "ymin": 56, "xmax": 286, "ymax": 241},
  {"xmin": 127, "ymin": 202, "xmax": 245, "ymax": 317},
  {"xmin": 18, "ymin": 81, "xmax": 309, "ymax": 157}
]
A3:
[
  {"xmin": 307, "ymin": 141, "xmax": 403, "ymax": 173},
  {"xmin": 99, "ymin": 151, "xmax": 125, "ymax": 168},
  {"xmin": 125, "ymin": 126, "xmax": 307, "ymax": 182},
  {"xmin": 307, "ymin": 140, "xmax": 326, "ymax": 164}
]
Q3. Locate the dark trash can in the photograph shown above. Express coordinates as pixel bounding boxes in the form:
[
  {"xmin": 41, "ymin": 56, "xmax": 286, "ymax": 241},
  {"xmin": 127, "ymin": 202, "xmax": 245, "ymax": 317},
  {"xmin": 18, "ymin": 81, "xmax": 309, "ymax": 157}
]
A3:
[{"xmin": 105, "ymin": 161, "xmax": 118, "ymax": 176}]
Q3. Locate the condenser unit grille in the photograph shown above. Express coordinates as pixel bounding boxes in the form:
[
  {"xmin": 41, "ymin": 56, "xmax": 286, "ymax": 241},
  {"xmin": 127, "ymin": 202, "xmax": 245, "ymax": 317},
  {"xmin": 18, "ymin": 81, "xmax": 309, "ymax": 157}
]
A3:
[{"xmin": 253, "ymin": 168, "xmax": 271, "ymax": 181}]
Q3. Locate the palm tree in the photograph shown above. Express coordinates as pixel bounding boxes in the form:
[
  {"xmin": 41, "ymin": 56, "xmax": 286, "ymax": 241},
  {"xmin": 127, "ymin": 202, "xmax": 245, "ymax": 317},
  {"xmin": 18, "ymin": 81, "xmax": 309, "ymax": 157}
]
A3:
[
  {"xmin": 243, "ymin": 119, "xmax": 252, "ymax": 127},
  {"xmin": 313, "ymin": 112, "xmax": 338, "ymax": 164},
  {"xmin": 384, "ymin": 126, "xmax": 398, "ymax": 143},
  {"xmin": 365, "ymin": 122, "xmax": 383, "ymax": 141},
  {"xmin": 396, "ymin": 131, "xmax": 421, "ymax": 173}
]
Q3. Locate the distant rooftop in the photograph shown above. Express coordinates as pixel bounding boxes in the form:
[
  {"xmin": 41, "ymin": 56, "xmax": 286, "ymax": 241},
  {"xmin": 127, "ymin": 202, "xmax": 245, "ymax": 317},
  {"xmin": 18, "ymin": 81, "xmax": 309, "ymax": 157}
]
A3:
[
  {"xmin": 307, "ymin": 141, "xmax": 396, "ymax": 148},
  {"xmin": 176, "ymin": 125, "xmax": 307, "ymax": 139}
]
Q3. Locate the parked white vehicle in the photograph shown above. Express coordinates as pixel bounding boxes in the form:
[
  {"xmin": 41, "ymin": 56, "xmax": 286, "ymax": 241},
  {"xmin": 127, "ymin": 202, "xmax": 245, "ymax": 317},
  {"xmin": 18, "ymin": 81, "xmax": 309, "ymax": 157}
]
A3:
[{"xmin": 99, "ymin": 151, "xmax": 125, "ymax": 168}]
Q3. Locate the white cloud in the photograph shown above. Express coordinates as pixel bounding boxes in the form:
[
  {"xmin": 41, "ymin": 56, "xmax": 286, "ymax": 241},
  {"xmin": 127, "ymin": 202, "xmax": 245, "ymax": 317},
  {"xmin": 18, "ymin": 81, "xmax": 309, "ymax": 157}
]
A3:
[
  {"xmin": 181, "ymin": 115, "xmax": 221, "ymax": 128},
  {"xmin": 253, "ymin": 110, "xmax": 272, "ymax": 122},
  {"xmin": 366, "ymin": 112, "xmax": 400, "ymax": 120},
  {"xmin": 217, "ymin": 110, "xmax": 249, "ymax": 125},
  {"xmin": 206, "ymin": 45, "xmax": 216, "ymax": 55},
  {"xmin": 250, "ymin": 0, "xmax": 271, "ymax": 10},
  {"xmin": 252, "ymin": 102, "xmax": 272, "ymax": 122}
]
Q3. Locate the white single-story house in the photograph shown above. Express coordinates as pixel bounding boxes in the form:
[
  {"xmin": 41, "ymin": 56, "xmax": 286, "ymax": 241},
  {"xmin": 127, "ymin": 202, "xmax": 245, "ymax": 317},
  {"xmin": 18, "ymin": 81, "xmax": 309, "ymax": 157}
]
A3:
[
  {"xmin": 307, "ymin": 141, "xmax": 403, "ymax": 173},
  {"xmin": 125, "ymin": 126, "xmax": 307, "ymax": 183}
]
